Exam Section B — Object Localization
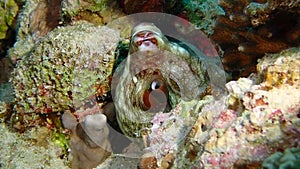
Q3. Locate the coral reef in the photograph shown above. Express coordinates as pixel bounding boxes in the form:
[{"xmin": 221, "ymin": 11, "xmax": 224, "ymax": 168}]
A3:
[
  {"xmin": 211, "ymin": 0, "xmax": 300, "ymax": 79},
  {"xmin": 10, "ymin": 23, "xmax": 119, "ymax": 129},
  {"xmin": 117, "ymin": 0, "xmax": 225, "ymax": 35},
  {"xmin": 8, "ymin": 0, "xmax": 42, "ymax": 62},
  {"xmin": 137, "ymin": 47, "xmax": 300, "ymax": 168},
  {"xmin": 8, "ymin": 0, "xmax": 123, "ymax": 62},
  {"xmin": 3, "ymin": 0, "xmax": 300, "ymax": 168}
]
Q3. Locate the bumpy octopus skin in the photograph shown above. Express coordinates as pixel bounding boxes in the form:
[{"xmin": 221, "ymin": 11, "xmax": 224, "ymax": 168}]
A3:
[{"xmin": 113, "ymin": 23, "xmax": 210, "ymax": 138}]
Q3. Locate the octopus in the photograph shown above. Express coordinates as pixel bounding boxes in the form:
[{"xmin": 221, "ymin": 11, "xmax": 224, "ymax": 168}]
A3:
[{"xmin": 112, "ymin": 22, "xmax": 216, "ymax": 138}]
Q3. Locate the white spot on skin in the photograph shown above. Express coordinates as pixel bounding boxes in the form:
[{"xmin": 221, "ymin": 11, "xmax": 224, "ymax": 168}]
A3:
[{"xmin": 133, "ymin": 76, "xmax": 138, "ymax": 83}]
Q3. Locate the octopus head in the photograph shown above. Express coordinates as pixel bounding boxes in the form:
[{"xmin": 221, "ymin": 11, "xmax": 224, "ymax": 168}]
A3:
[{"xmin": 130, "ymin": 22, "xmax": 169, "ymax": 53}]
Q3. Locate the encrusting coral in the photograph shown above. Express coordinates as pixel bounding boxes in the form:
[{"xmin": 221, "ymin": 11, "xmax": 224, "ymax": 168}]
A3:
[
  {"xmin": 3, "ymin": 0, "xmax": 300, "ymax": 168},
  {"xmin": 10, "ymin": 23, "xmax": 119, "ymax": 129},
  {"xmin": 138, "ymin": 47, "xmax": 300, "ymax": 168},
  {"xmin": 62, "ymin": 0, "xmax": 125, "ymax": 25}
]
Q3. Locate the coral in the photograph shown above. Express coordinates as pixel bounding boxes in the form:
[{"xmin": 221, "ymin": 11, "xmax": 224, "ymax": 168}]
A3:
[
  {"xmin": 62, "ymin": 0, "xmax": 108, "ymax": 18},
  {"xmin": 8, "ymin": 0, "xmax": 123, "ymax": 62},
  {"xmin": 8, "ymin": 0, "xmax": 40, "ymax": 62},
  {"xmin": 0, "ymin": 0, "xmax": 19, "ymax": 56},
  {"xmin": 262, "ymin": 147, "xmax": 300, "ymax": 169},
  {"xmin": 62, "ymin": 0, "xmax": 124, "ymax": 25},
  {"xmin": 257, "ymin": 47, "xmax": 300, "ymax": 88},
  {"xmin": 183, "ymin": 0, "xmax": 225, "ymax": 35},
  {"xmin": 211, "ymin": 0, "xmax": 300, "ymax": 79},
  {"xmin": 143, "ymin": 96, "xmax": 214, "ymax": 168},
  {"xmin": 10, "ymin": 23, "xmax": 119, "ymax": 129},
  {"xmin": 137, "ymin": 47, "xmax": 300, "ymax": 168},
  {"xmin": 0, "ymin": 0, "xmax": 18, "ymax": 39}
]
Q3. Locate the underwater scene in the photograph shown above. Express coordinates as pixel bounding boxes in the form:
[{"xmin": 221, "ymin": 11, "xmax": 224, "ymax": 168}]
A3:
[{"xmin": 0, "ymin": 0, "xmax": 300, "ymax": 168}]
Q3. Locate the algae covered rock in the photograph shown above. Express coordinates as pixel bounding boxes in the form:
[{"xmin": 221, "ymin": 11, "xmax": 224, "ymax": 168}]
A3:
[
  {"xmin": 0, "ymin": 0, "xmax": 19, "ymax": 39},
  {"xmin": 138, "ymin": 47, "xmax": 300, "ymax": 168},
  {"xmin": 257, "ymin": 47, "xmax": 300, "ymax": 88},
  {"xmin": 183, "ymin": 0, "xmax": 225, "ymax": 35},
  {"xmin": 61, "ymin": 0, "xmax": 124, "ymax": 25},
  {"xmin": 11, "ymin": 22, "xmax": 119, "ymax": 117}
]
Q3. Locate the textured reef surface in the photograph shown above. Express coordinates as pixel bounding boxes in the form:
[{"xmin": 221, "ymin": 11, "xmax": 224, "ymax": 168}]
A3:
[
  {"xmin": 0, "ymin": 0, "xmax": 299, "ymax": 169},
  {"xmin": 94, "ymin": 48, "xmax": 300, "ymax": 169},
  {"xmin": 10, "ymin": 23, "xmax": 119, "ymax": 129}
]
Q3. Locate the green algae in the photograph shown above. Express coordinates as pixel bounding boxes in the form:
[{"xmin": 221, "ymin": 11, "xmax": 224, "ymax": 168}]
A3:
[
  {"xmin": 183, "ymin": 0, "xmax": 225, "ymax": 35},
  {"xmin": 0, "ymin": 0, "xmax": 19, "ymax": 39}
]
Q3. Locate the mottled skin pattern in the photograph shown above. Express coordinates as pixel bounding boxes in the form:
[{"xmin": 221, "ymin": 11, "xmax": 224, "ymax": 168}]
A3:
[{"xmin": 114, "ymin": 23, "xmax": 210, "ymax": 138}]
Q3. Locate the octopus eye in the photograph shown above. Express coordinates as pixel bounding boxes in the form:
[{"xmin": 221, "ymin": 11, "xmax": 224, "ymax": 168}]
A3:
[
  {"xmin": 151, "ymin": 79, "xmax": 164, "ymax": 91},
  {"xmin": 142, "ymin": 78, "xmax": 168, "ymax": 112}
]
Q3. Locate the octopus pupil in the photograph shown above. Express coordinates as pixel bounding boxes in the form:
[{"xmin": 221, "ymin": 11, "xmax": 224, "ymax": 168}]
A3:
[{"xmin": 151, "ymin": 79, "xmax": 163, "ymax": 91}]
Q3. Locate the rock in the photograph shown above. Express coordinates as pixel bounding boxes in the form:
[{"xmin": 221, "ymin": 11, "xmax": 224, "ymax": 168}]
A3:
[
  {"xmin": 10, "ymin": 23, "xmax": 119, "ymax": 128},
  {"xmin": 139, "ymin": 47, "xmax": 300, "ymax": 168}
]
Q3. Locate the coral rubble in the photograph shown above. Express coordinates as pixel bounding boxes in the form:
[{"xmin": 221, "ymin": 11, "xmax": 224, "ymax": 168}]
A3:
[
  {"xmin": 10, "ymin": 23, "xmax": 119, "ymax": 129},
  {"xmin": 212, "ymin": 0, "xmax": 300, "ymax": 79},
  {"xmin": 0, "ymin": 122, "xmax": 69, "ymax": 168},
  {"xmin": 138, "ymin": 47, "xmax": 300, "ymax": 168}
]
